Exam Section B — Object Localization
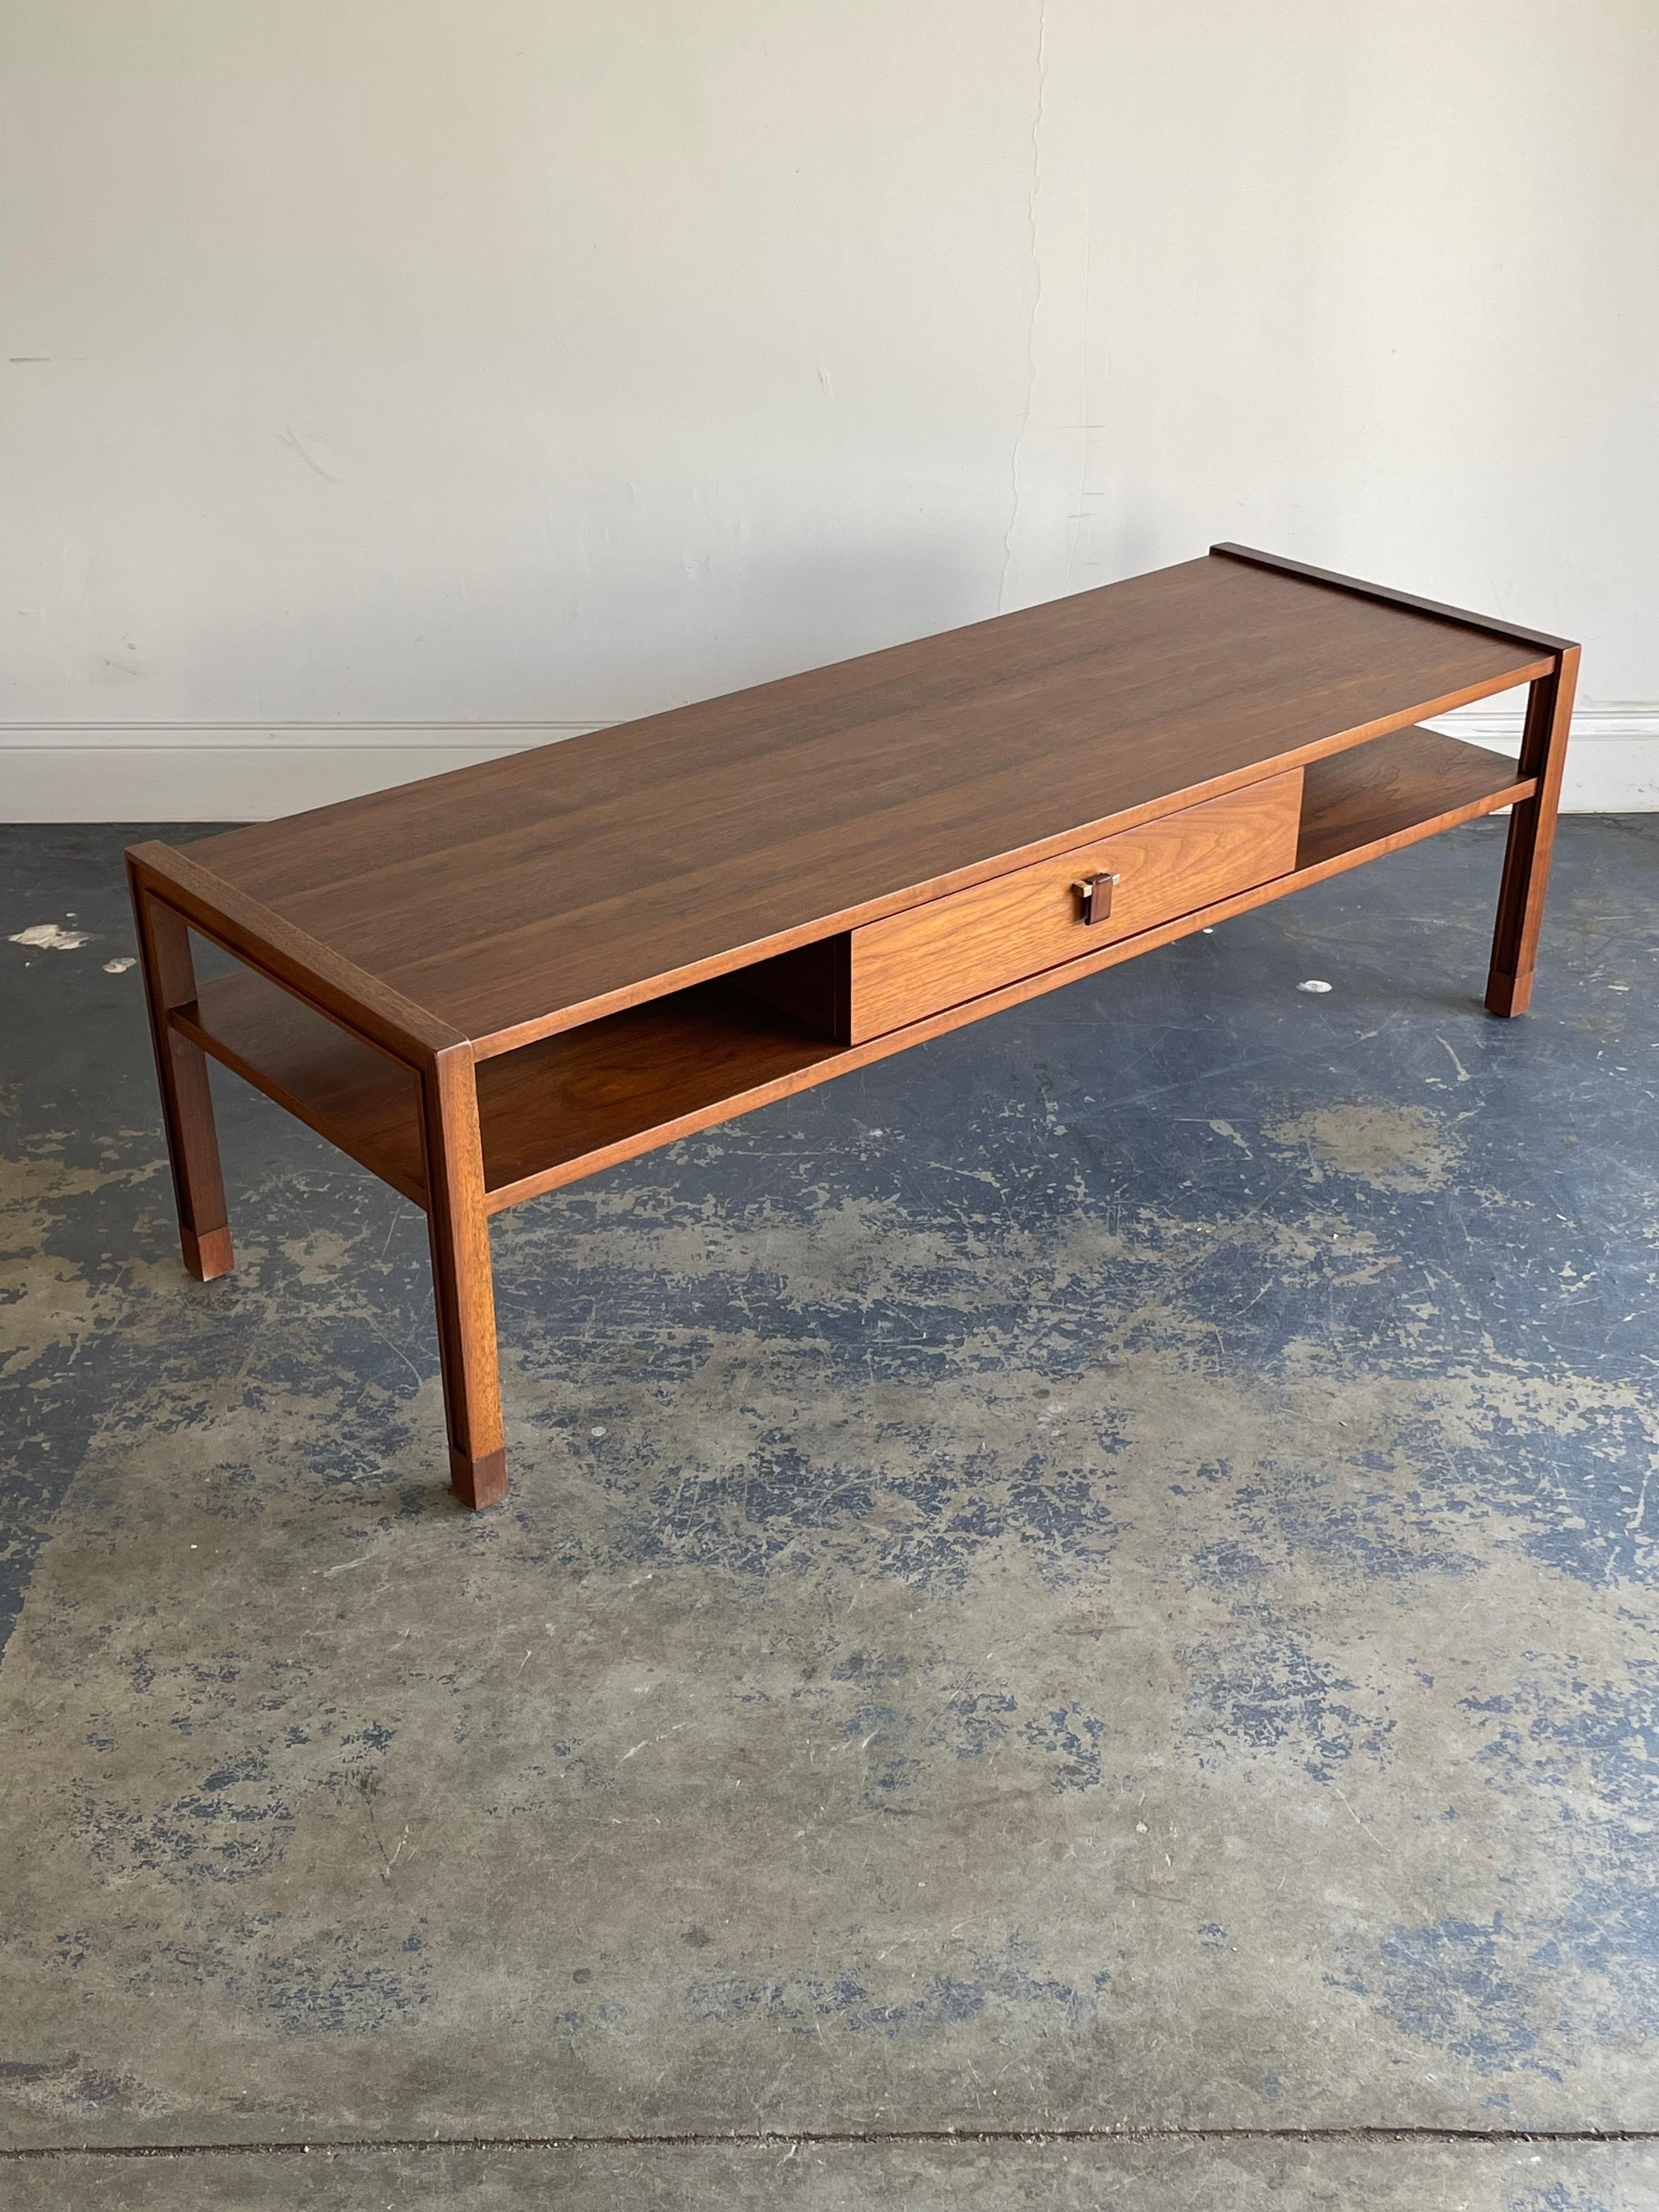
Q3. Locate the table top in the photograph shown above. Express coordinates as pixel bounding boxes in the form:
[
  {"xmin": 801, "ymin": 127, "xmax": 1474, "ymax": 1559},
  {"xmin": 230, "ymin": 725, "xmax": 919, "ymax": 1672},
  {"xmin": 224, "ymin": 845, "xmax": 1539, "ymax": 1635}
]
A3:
[{"xmin": 181, "ymin": 547, "xmax": 1553, "ymax": 1053}]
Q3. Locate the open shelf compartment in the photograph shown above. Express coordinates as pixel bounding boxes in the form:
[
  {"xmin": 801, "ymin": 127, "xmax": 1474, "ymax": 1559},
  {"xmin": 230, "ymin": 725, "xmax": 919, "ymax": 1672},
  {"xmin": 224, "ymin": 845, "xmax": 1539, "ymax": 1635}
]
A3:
[
  {"xmin": 173, "ymin": 970, "xmax": 429, "ymax": 1206},
  {"xmin": 174, "ymin": 964, "xmax": 844, "ymax": 1215},
  {"xmin": 471, "ymin": 981, "xmax": 839, "ymax": 1204},
  {"xmin": 1295, "ymin": 723, "xmax": 1531, "ymax": 875}
]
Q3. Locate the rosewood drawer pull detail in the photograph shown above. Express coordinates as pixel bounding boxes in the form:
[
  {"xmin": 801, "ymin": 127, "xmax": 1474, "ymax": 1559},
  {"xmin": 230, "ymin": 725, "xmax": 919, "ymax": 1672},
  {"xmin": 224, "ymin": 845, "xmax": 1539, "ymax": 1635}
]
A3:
[{"xmin": 1072, "ymin": 871, "xmax": 1121, "ymax": 926}]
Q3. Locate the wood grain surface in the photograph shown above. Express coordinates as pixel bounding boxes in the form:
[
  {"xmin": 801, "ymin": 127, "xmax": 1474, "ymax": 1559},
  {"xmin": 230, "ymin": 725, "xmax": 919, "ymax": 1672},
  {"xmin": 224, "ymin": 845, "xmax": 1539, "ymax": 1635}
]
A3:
[
  {"xmin": 1211, "ymin": 543, "xmax": 1577, "ymax": 654},
  {"xmin": 174, "ymin": 552, "xmax": 1550, "ymax": 1052},
  {"xmin": 1296, "ymin": 726, "xmax": 1533, "ymax": 872},
  {"xmin": 128, "ymin": 841, "xmax": 461, "ymax": 1062}
]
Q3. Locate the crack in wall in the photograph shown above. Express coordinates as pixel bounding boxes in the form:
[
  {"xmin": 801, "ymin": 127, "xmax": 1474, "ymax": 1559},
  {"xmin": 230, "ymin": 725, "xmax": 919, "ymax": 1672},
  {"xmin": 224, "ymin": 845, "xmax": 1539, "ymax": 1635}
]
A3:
[{"xmin": 998, "ymin": 0, "xmax": 1049, "ymax": 615}]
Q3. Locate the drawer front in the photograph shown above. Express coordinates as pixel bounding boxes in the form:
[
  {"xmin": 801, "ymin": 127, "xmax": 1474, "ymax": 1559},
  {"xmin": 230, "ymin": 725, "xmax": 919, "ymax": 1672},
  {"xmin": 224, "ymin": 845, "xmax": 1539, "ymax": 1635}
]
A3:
[{"xmin": 849, "ymin": 767, "xmax": 1303, "ymax": 1040}]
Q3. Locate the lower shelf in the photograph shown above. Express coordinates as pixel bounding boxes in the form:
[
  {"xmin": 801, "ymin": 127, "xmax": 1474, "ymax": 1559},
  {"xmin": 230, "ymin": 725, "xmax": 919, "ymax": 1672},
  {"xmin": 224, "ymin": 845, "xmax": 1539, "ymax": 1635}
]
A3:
[
  {"xmin": 474, "ymin": 983, "xmax": 839, "ymax": 1203},
  {"xmin": 175, "ymin": 723, "xmax": 1533, "ymax": 1215},
  {"xmin": 1296, "ymin": 723, "xmax": 1531, "ymax": 873},
  {"xmin": 174, "ymin": 975, "xmax": 427, "ymax": 1205},
  {"xmin": 176, "ymin": 971, "xmax": 842, "ymax": 1214}
]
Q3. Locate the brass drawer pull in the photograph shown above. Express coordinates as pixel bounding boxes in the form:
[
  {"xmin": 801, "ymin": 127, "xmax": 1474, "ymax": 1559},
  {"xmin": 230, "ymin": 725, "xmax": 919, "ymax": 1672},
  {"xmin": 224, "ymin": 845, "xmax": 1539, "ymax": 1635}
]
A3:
[{"xmin": 1072, "ymin": 870, "xmax": 1121, "ymax": 926}]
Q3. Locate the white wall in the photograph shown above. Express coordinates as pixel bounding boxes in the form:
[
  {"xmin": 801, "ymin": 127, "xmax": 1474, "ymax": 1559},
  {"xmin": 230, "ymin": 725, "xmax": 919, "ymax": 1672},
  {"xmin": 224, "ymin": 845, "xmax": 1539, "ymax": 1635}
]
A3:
[{"xmin": 3, "ymin": 1, "xmax": 1654, "ymax": 820}]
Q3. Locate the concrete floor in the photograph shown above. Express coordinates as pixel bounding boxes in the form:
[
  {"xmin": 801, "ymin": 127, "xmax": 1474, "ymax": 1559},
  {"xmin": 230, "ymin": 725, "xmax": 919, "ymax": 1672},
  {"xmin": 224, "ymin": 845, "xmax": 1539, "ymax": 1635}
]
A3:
[{"xmin": 3, "ymin": 815, "xmax": 1658, "ymax": 2210}]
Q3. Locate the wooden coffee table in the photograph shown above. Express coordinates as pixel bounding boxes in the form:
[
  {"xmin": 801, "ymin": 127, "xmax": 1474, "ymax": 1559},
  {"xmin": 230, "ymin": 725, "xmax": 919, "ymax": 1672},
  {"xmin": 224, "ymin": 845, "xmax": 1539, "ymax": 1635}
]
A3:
[{"xmin": 127, "ymin": 545, "xmax": 1578, "ymax": 1508}]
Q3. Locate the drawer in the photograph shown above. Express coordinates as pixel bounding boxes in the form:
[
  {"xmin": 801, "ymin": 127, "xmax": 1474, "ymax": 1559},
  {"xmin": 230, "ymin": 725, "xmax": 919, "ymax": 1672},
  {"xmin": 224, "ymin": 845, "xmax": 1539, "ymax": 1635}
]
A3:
[{"xmin": 847, "ymin": 767, "xmax": 1303, "ymax": 1040}]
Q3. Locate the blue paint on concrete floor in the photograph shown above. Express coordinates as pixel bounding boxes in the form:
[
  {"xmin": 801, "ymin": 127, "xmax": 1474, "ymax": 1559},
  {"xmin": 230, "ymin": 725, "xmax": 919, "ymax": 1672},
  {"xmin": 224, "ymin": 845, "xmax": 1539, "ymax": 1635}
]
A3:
[{"xmin": 2, "ymin": 815, "xmax": 1657, "ymax": 2161}]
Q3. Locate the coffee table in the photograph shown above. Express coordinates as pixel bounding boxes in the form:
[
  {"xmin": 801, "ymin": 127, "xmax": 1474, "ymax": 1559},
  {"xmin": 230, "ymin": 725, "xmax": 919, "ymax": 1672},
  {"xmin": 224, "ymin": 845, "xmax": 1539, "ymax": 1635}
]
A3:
[{"xmin": 127, "ymin": 545, "xmax": 1578, "ymax": 1507}]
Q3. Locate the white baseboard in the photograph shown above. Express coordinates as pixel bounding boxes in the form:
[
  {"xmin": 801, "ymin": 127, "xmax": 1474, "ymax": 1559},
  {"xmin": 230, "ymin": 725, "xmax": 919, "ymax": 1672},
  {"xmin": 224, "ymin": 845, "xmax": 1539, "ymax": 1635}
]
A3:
[
  {"xmin": 0, "ymin": 724, "xmax": 603, "ymax": 822},
  {"xmin": 3, "ymin": 709, "xmax": 1656, "ymax": 821}
]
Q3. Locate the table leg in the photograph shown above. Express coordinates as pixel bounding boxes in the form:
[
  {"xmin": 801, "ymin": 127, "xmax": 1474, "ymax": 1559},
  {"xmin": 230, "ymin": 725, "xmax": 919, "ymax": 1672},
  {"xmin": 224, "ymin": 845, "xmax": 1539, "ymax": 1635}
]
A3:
[
  {"xmin": 128, "ymin": 866, "xmax": 234, "ymax": 1281},
  {"xmin": 1485, "ymin": 645, "xmax": 1579, "ymax": 1016},
  {"xmin": 421, "ymin": 1047, "xmax": 507, "ymax": 1508}
]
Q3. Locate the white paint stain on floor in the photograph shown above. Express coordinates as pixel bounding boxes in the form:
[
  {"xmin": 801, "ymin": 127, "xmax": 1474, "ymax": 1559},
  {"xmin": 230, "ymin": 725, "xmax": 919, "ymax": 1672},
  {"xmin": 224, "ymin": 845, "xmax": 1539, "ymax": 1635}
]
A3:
[{"xmin": 9, "ymin": 922, "xmax": 91, "ymax": 951}]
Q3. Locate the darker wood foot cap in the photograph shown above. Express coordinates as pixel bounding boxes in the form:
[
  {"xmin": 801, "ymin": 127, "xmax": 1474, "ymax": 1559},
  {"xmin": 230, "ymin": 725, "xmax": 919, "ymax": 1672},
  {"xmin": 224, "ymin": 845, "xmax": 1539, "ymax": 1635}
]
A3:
[
  {"xmin": 181, "ymin": 1224, "xmax": 235, "ymax": 1280},
  {"xmin": 450, "ymin": 1445, "xmax": 509, "ymax": 1510},
  {"xmin": 1484, "ymin": 971, "xmax": 1533, "ymax": 1018}
]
